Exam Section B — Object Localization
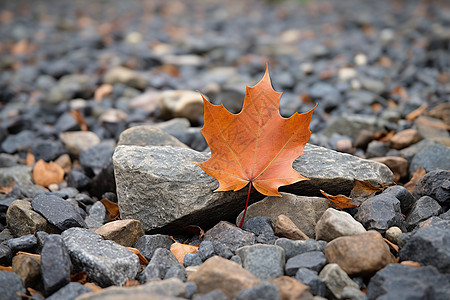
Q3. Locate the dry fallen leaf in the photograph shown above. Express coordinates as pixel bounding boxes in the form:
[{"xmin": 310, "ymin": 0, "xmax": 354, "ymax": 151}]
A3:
[
  {"xmin": 405, "ymin": 103, "xmax": 427, "ymax": 121},
  {"xmin": 169, "ymin": 236, "xmax": 199, "ymax": 265},
  {"xmin": 26, "ymin": 151, "xmax": 35, "ymax": 166},
  {"xmin": 128, "ymin": 247, "xmax": 149, "ymax": 265},
  {"xmin": 16, "ymin": 251, "xmax": 41, "ymax": 259},
  {"xmin": 32, "ymin": 159, "xmax": 65, "ymax": 188},
  {"xmin": 383, "ymin": 238, "xmax": 399, "ymax": 253},
  {"xmin": 0, "ymin": 266, "xmax": 12, "ymax": 271},
  {"xmin": 124, "ymin": 279, "xmax": 140, "ymax": 287},
  {"xmin": 183, "ymin": 225, "xmax": 205, "ymax": 240},
  {"xmin": 84, "ymin": 282, "xmax": 103, "ymax": 292},
  {"xmin": 94, "ymin": 84, "xmax": 114, "ymax": 102},
  {"xmin": 70, "ymin": 272, "xmax": 88, "ymax": 283},
  {"xmin": 70, "ymin": 110, "xmax": 88, "ymax": 131},
  {"xmin": 100, "ymin": 198, "xmax": 120, "ymax": 221},
  {"xmin": 194, "ymin": 65, "xmax": 315, "ymax": 197},
  {"xmin": 400, "ymin": 261, "xmax": 421, "ymax": 268},
  {"xmin": 404, "ymin": 167, "xmax": 426, "ymax": 194},
  {"xmin": 320, "ymin": 190, "xmax": 358, "ymax": 209},
  {"xmin": 320, "ymin": 179, "xmax": 381, "ymax": 209}
]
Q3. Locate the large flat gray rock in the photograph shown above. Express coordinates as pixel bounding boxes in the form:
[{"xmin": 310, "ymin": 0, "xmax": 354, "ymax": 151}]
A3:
[{"xmin": 113, "ymin": 144, "xmax": 393, "ymax": 233}]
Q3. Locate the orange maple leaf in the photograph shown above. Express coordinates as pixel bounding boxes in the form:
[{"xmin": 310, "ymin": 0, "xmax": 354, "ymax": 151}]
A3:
[{"xmin": 195, "ymin": 65, "xmax": 315, "ymax": 197}]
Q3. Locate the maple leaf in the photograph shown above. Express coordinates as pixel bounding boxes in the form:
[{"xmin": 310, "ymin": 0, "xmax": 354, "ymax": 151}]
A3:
[{"xmin": 195, "ymin": 65, "xmax": 315, "ymax": 197}]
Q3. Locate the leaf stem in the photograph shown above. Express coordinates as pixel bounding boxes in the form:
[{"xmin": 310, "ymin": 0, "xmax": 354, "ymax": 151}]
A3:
[{"xmin": 238, "ymin": 181, "xmax": 252, "ymax": 228}]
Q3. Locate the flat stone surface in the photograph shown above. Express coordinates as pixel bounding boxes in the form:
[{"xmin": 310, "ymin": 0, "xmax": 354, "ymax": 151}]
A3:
[
  {"xmin": 118, "ymin": 125, "xmax": 188, "ymax": 148},
  {"xmin": 237, "ymin": 193, "xmax": 333, "ymax": 238},
  {"xmin": 134, "ymin": 234, "xmax": 174, "ymax": 261},
  {"xmin": 12, "ymin": 254, "xmax": 41, "ymax": 288},
  {"xmin": 319, "ymin": 263, "xmax": 359, "ymax": 300},
  {"xmin": 275, "ymin": 238, "xmax": 326, "ymax": 260},
  {"xmin": 6, "ymin": 199, "xmax": 58, "ymax": 237},
  {"xmin": 366, "ymin": 264, "xmax": 450, "ymax": 300},
  {"xmin": 46, "ymin": 282, "xmax": 92, "ymax": 300},
  {"xmin": 31, "ymin": 193, "xmax": 86, "ymax": 231},
  {"xmin": 41, "ymin": 234, "xmax": 72, "ymax": 295},
  {"xmin": 0, "ymin": 270, "xmax": 26, "ymax": 300},
  {"xmin": 399, "ymin": 225, "xmax": 450, "ymax": 273},
  {"xmin": 405, "ymin": 196, "xmax": 442, "ymax": 230},
  {"xmin": 203, "ymin": 221, "xmax": 255, "ymax": 252},
  {"xmin": 187, "ymin": 256, "xmax": 261, "ymax": 299},
  {"xmin": 61, "ymin": 227, "xmax": 140, "ymax": 287},
  {"xmin": 324, "ymin": 231, "xmax": 393, "ymax": 277},
  {"xmin": 76, "ymin": 278, "xmax": 186, "ymax": 300},
  {"xmin": 414, "ymin": 170, "xmax": 450, "ymax": 206},
  {"xmin": 285, "ymin": 251, "xmax": 327, "ymax": 276},
  {"xmin": 113, "ymin": 144, "xmax": 393, "ymax": 232},
  {"xmin": 7, "ymin": 234, "xmax": 37, "ymax": 252},
  {"xmin": 315, "ymin": 208, "xmax": 366, "ymax": 242},
  {"xmin": 355, "ymin": 193, "xmax": 405, "ymax": 234},
  {"xmin": 409, "ymin": 144, "xmax": 450, "ymax": 174},
  {"xmin": 236, "ymin": 244, "xmax": 285, "ymax": 280},
  {"xmin": 269, "ymin": 276, "xmax": 313, "ymax": 300},
  {"xmin": 95, "ymin": 219, "xmax": 144, "ymax": 247}
]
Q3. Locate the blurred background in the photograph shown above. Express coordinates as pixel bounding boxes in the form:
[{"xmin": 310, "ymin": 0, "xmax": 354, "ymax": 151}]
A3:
[{"xmin": 0, "ymin": 0, "xmax": 449, "ymax": 183}]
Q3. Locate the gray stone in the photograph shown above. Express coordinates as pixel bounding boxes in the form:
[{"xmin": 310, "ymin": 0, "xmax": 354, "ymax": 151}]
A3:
[
  {"xmin": 0, "ymin": 165, "xmax": 33, "ymax": 187},
  {"xmin": 323, "ymin": 115, "xmax": 387, "ymax": 140},
  {"xmin": 140, "ymin": 248, "xmax": 180, "ymax": 283},
  {"xmin": 410, "ymin": 144, "xmax": 450, "ymax": 174},
  {"xmin": 383, "ymin": 185, "xmax": 416, "ymax": 215},
  {"xmin": 0, "ymin": 270, "xmax": 26, "ymax": 300},
  {"xmin": 59, "ymin": 131, "xmax": 100, "ymax": 156},
  {"xmin": 197, "ymin": 240, "xmax": 214, "ymax": 262},
  {"xmin": 366, "ymin": 264, "xmax": 450, "ymax": 300},
  {"xmin": 234, "ymin": 281, "xmax": 281, "ymax": 300},
  {"xmin": 355, "ymin": 194, "xmax": 405, "ymax": 234},
  {"xmin": 31, "ymin": 193, "xmax": 86, "ymax": 230},
  {"xmin": 67, "ymin": 170, "xmax": 90, "ymax": 190},
  {"xmin": 237, "ymin": 193, "xmax": 334, "ymax": 238},
  {"xmin": 385, "ymin": 227, "xmax": 403, "ymax": 244},
  {"xmin": 41, "ymin": 234, "xmax": 72, "ymax": 295},
  {"xmin": 164, "ymin": 264, "xmax": 187, "ymax": 282},
  {"xmin": 31, "ymin": 139, "xmax": 66, "ymax": 162},
  {"xmin": 235, "ymin": 244, "xmax": 285, "ymax": 280},
  {"xmin": 315, "ymin": 208, "xmax": 366, "ymax": 242},
  {"xmin": 399, "ymin": 138, "xmax": 438, "ymax": 163},
  {"xmin": 285, "ymin": 251, "xmax": 327, "ymax": 276},
  {"xmin": 46, "ymin": 282, "xmax": 92, "ymax": 300},
  {"xmin": 154, "ymin": 118, "xmax": 191, "ymax": 132},
  {"xmin": 212, "ymin": 242, "xmax": 233, "ymax": 259},
  {"xmin": 7, "ymin": 234, "xmax": 37, "ymax": 252},
  {"xmin": 158, "ymin": 90, "xmax": 204, "ymax": 123},
  {"xmin": 319, "ymin": 264, "xmax": 359, "ymax": 300},
  {"xmin": 79, "ymin": 144, "xmax": 114, "ymax": 176},
  {"xmin": 103, "ymin": 66, "xmax": 149, "ymax": 90},
  {"xmin": 76, "ymin": 278, "xmax": 186, "ymax": 300},
  {"xmin": 365, "ymin": 141, "xmax": 389, "ymax": 158},
  {"xmin": 134, "ymin": 234, "xmax": 174, "ymax": 261},
  {"xmin": 242, "ymin": 217, "xmax": 276, "ymax": 244},
  {"xmin": 85, "ymin": 201, "xmax": 106, "ymax": 229},
  {"xmin": 118, "ymin": 125, "xmax": 188, "ymax": 148},
  {"xmin": 204, "ymin": 221, "xmax": 255, "ymax": 252},
  {"xmin": 193, "ymin": 290, "xmax": 228, "ymax": 300},
  {"xmin": 113, "ymin": 144, "xmax": 393, "ymax": 232},
  {"xmin": 183, "ymin": 252, "xmax": 202, "ymax": 267},
  {"xmin": 341, "ymin": 286, "xmax": 366, "ymax": 300},
  {"xmin": 185, "ymin": 281, "xmax": 197, "ymax": 299},
  {"xmin": 295, "ymin": 268, "xmax": 326, "ymax": 297},
  {"xmin": 405, "ymin": 196, "xmax": 442, "ymax": 230},
  {"xmin": 6, "ymin": 199, "xmax": 58, "ymax": 237},
  {"xmin": 414, "ymin": 170, "xmax": 450, "ymax": 207},
  {"xmin": 61, "ymin": 227, "xmax": 140, "ymax": 287},
  {"xmin": 399, "ymin": 226, "xmax": 450, "ymax": 273},
  {"xmin": 0, "ymin": 244, "xmax": 12, "ymax": 266},
  {"xmin": 275, "ymin": 238, "xmax": 326, "ymax": 260},
  {"xmin": 1, "ymin": 130, "xmax": 35, "ymax": 153}
]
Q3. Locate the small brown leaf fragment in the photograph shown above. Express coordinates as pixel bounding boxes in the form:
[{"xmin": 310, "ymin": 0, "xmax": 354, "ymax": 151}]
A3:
[
  {"xmin": 405, "ymin": 103, "xmax": 427, "ymax": 121},
  {"xmin": 0, "ymin": 181, "xmax": 14, "ymax": 194},
  {"xmin": 391, "ymin": 85, "xmax": 409, "ymax": 101},
  {"xmin": 100, "ymin": 198, "xmax": 120, "ymax": 221},
  {"xmin": 94, "ymin": 84, "xmax": 114, "ymax": 102},
  {"xmin": 26, "ymin": 151, "xmax": 35, "ymax": 166},
  {"xmin": 169, "ymin": 236, "xmax": 199, "ymax": 265},
  {"xmin": 127, "ymin": 247, "xmax": 149, "ymax": 265},
  {"xmin": 400, "ymin": 260, "xmax": 421, "ymax": 268},
  {"xmin": 0, "ymin": 266, "xmax": 12, "ymax": 271},
  {"xmin": 124, "ymin": 279, "xmax": 140, "ymax": 287},
  {"xmin": 32, "ymin": 159, "xmax": 65, "ymax": 188},
  {"xmin": 320, "ymin": 189, "xmax": 358, "ymax": 209},
  {"xmin": 404, "ymin": 167, "xmax": 426, "ymax": 194},
  {"xmin": 70, "ymin": 272, "xmax": 88, "ymax": 283},
  {"xmin": 84, "ymin": 282, "xmax": 102, "ymax": 292},
  {"xmin": 16, "ymin": 251, "xmax": 41, "ymax": 259},
  {"xmin": 70, "ymin": 110, "xmax": 88, "ymax": 131},
  {"xmin": 27, "ymin": 288, "xmax": 44, "ymax": 297},
  {"xmin": 383, "ymin": 238, "xmax": 399, "ymax": 254},
  {"xmin": 349, "ymin": 179, "xmax": 381, "ymax": 203}
]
